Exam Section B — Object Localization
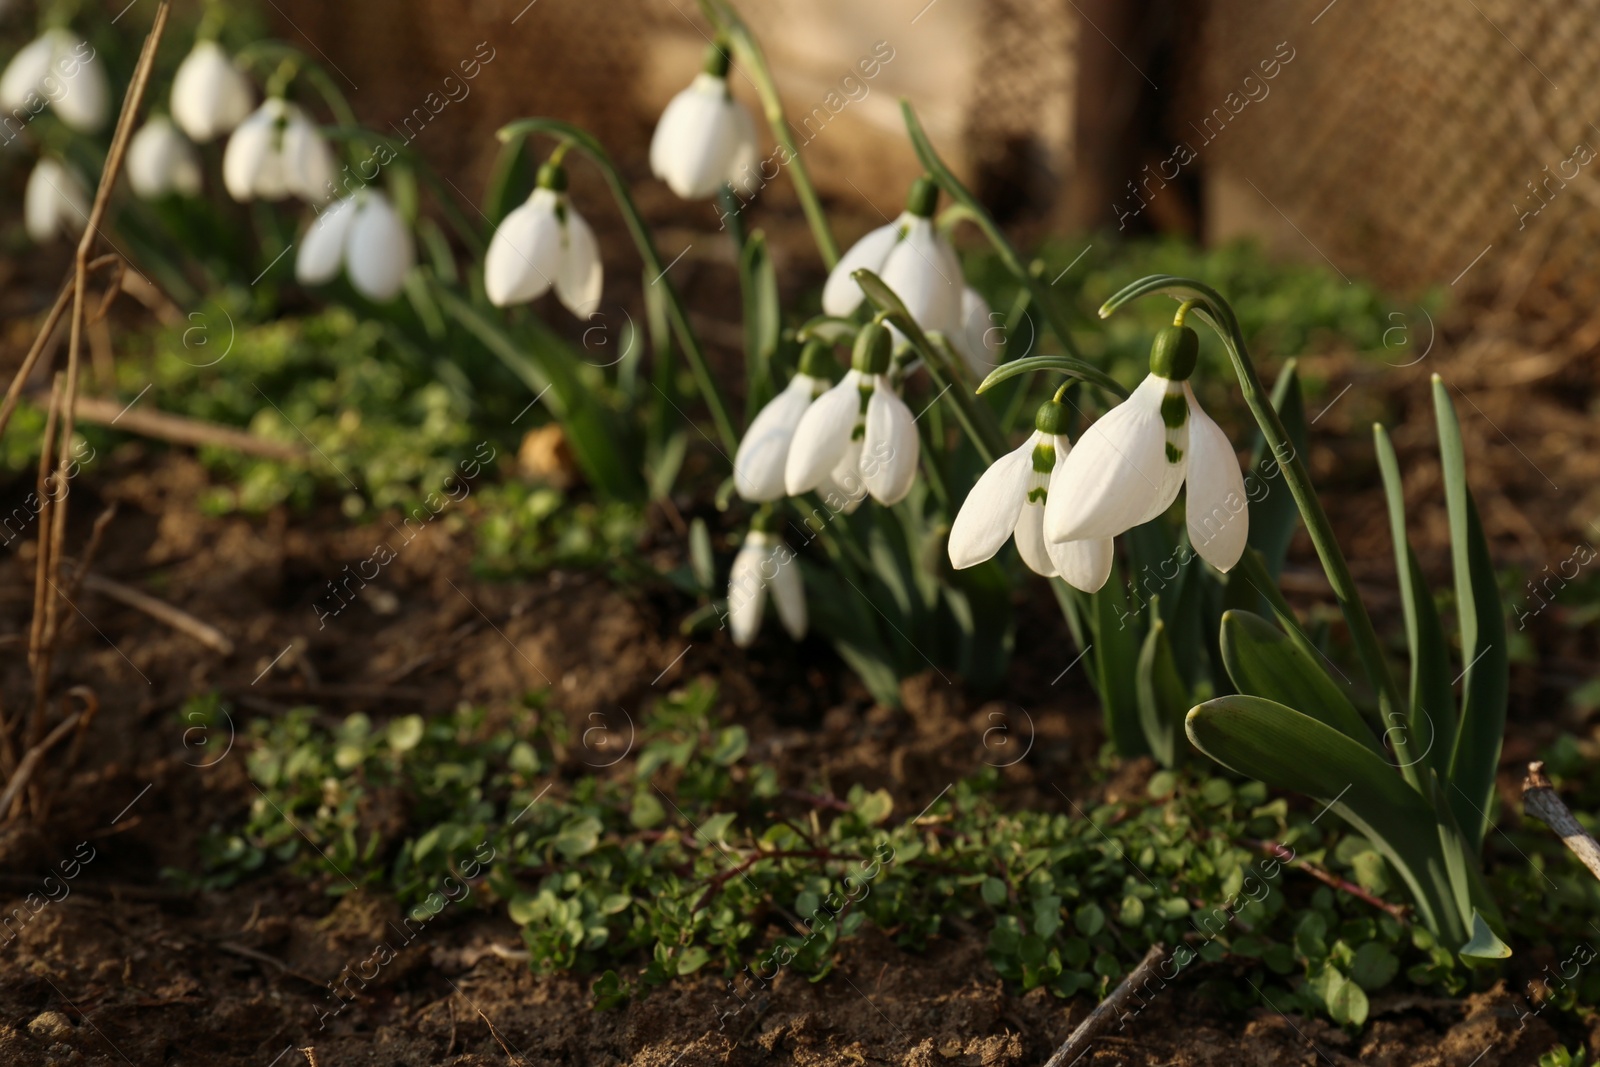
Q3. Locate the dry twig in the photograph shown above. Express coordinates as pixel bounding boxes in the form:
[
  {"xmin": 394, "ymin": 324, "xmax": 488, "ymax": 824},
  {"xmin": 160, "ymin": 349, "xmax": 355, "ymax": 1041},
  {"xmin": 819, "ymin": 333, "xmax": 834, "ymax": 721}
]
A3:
[
  {"xmin": 1522, "ymin": 761, "xmax": 1600, "ymax": 884},
  {"xmin": 69, "ymin": 394, "xmax": 307, "ymax": 462},
  {"xmin": 82, "ymin": 573, "xmax": 234, "ymax": 655},
  {"xmin": 1041, "ymin": 942, "xmax": 1166, "ymax": 1067}
]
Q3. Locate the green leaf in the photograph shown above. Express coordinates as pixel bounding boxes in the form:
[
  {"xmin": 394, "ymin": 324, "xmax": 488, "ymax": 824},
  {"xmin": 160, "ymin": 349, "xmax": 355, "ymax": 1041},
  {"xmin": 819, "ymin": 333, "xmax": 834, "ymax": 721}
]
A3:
[
  {"xmin": 1432, "ymin": 378, "xmax": 1508, "ymax": 850},
  {"xmin": 1247, "ymin": 360, "xmax": 1308, "ymax": 577},
  {"xmin": 689, "ymin": 519, "xmax": 715, "ymax": 593},
  {"xmin": 1074, "ymin": 902, "xmax": 1105, "ymax": 936},
  {"xmin": 386, "ymin": 715, "xmax": 425, "ymax": 753},
  {"xmin": 738, "ymin": 231, "xmax": 781, "ymax": 414},
  {"xmin": 1093, "ymin": 567, "xmax": 1148, "ymax": 758},
  {"xmin": 676, "ymin": 946, "xmax": 710, "ymax": 975},
  {"xmin": 1218, "ymin": 609, "xmax": 1380, "ymax": 755},
  {"xmin": 981, "ymin": 877, "xmax": 1007, "ymax": 906},
  {"xmin": 1459, "ymin": 908, "xmax": 1512, "ymax": 959},
  {"xmin": 1349, "ymin": 942, "xmax": 1399, "ymax": 990},
  {"xmin": 1135, "ymin": 606, "xmax": 1189, "ymax": 768},
  {"xmin": 1186, "ymin": 695, "xmax": 1467, "ymax": 947}
]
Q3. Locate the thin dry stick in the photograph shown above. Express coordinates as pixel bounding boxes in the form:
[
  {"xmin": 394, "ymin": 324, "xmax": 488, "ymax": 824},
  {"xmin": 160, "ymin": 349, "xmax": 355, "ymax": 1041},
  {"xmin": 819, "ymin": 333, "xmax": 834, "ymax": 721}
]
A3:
[
  {"xmin": 1041, "ymin": 942, "xmax": 1166, "ymax": 1067},
  {"xmin": 0, "ymin": 279, "xmax": 73, "ymax": 442},
  {"xmin": 69, "ymin": 395, "xmax": 309, "ymax": 462},
  {"xmin": 1522, "ymin": 761, "xmax": 1600, "ymax": 884},
  {"xmin": 27, "ymin": 374, "xmax": 64, "ymax": 729},
  {"xmin": 82, "ymin": 573, "xmax": 235, "ymax": 655},
  {"xmin": 0, "ymin": 711, "xmax": 81, "ymax": 822}
]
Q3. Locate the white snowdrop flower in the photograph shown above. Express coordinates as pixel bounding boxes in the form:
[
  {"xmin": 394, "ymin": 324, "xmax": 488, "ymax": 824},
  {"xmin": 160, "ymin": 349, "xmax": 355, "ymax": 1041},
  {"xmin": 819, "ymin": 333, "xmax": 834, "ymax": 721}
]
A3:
[
  {"xmin": 956, "ymin": 287, "xmax": 1001, "ymax": 377},
  {"xmin": 0, "ymin": 29, "xmax": 108, "ymax": 133},
  {"xmin": 296, "ymin": 189, "xmax": 414, "ymax": 302},
  {"xmin": 733, "ymin": 339, "xmax": 839, "ymax": 503},
  {"xmin": 821, "ymin": 177, "xmax": 962, "ymax": 341},
  {"xmin": 649, "ymin": 44, "xmax": 758, "ymax": 200},
  {"xmin": 24, "ymin": 156, "xmax": 89, "ymax": 243},
  {"xmin": 949, "ymin": 393, "xmax": 1114, "ymax": 592},
  {"xmin": 727, "ymin": 528, "xmax": 806, "ymax": 648},
  {"xmin": 170, "ymin": 40, "xmax": 254, "ymax": 143},
  {"xmin": 484, "ymin": 159, "xmax": 602, "ymax": 315},
  {"xmin": 126, "ymin": 117, "xmax": 202, "ymax": 199},
  {"xmin": 784, "ymin": 321, "xmax": 919, "ymax": 507},
  {"xmin": 1044, "ymin": 323, "xmax": 1249, "ymax": 572},
  {"xmin": 223, "ymin": 98, "xmax": 337, "ymax": 203}
]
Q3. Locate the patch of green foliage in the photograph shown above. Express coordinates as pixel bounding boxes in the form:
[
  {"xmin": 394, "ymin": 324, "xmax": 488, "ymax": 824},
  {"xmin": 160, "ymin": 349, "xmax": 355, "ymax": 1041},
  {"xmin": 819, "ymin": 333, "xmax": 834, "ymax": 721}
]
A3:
[{"xmin": 184, "ymin": 684, "xmax": 1600, "ymax": 1033}]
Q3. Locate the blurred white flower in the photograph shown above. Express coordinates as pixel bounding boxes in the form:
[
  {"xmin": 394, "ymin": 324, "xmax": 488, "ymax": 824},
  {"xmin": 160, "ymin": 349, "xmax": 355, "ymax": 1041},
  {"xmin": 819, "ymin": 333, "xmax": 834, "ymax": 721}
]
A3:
[
  {"xmin": 171, "ymin": 40, "xmax": 254, "ymax": 143},
  {"xmin": 126, "ymin": 117, "xmax": 202, "ymax": 199},
  {"xmin": 727, "ymin": 530, "xmax": 806, "ymax": 648},
  {"xmin": 733, "ymin": 340, "xmax": 837, "ymax": 502},
  {"xmin": 649, "ymin": 46, "xmax": 757, "ymax": 200},
  {"xmin": 822, "ymin": 178, "xmax": 961, "ymax": 341},
  {"xmin": 296, "ymin": 190, "xmax": 414, "ymax": 302},
  {"xmin": 948, "ymin": 395, "xmax": 1113, "ymax": 592},
  {"xmin": 955, "ymin": 287, "xmax": 1001, "ymax": 377},
  {"xmin": 484, "ymin": 161, "xmax": 601, "ymax": 315},
  {"xmin": 223, "ymin": 98, "xmax": 337, "ymax": 203},
  {"xmin": 784, "ymin": 323, "xmax": 918, "ymax": 507},
  {"xmin": 1044, "ymin": 324, "xmax": 1249, "ymax": 572},
  {"xmin": 0, "ymin": 29, "xmax": 108, "ymax": 133},
  {"xmin": 25, "ymin": 156, "xmax": 90, "ymax": 243}
]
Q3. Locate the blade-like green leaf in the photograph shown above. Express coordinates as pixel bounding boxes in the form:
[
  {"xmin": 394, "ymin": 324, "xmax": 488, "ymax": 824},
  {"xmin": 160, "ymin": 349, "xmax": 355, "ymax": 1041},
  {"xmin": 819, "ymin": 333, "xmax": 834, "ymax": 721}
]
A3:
[
  {"xmin": 1186, "ymin": 695, "xmax": 1466, "ymax": 946},
  {"xmin": 1373, "ymin": 423, "xmax": 1456, "ymax": 780},
  {"xmin": 1247, "ymin": 360, "xmax": 1308, "ymax": 577},
  {"xmin": 1093, "ymin": 567, "xmax": 1148, "ymax": 758},
  {"xmin": 1136, "ymin": 605, "xmax": 1188, "ymax": 768},
  {"xmin": 738, "ymin": 231, "xmax": 781, "ymax": 417},
  {"xmin": 1460, "ymin": 909, "xmax": 1512, "ymax": 959},
  {"xmin": 1219, "ymin": 610, "xmax": 1382, "ymax": 755},
  {"xmin": 975, "ymin": 354, "xmax": 1129, "ymax": 400},
  {"xmin": 1432, "ymin": 377, "xmax": 1508, "ymax": 849}
]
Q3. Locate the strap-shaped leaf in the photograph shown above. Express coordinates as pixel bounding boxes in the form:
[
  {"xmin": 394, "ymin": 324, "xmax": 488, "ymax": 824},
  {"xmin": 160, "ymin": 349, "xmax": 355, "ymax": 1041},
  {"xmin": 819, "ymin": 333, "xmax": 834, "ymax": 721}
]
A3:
[
  {"xmin": 1092, "ymin": 563, "xmax": 1148, "ymax": 758},
  {"xmin": 1246, "ymin": 360, "xmax": 1309, "ymax": 578},
  {"xmin": 1373, "ymin": 423, "xmax": 1456, "ymax": 781},
  {"xmin": 1461, "ymin": 909, "xmax": 1512, "ymax": 959},
  {"xmin": 738, "ymin": 231, "xmax": 781, "ymax": 418},
  {"xmin": 1186, "ymin": 695, "xmax": 1466, "ymax": 946},
  {"xmin": 1432, "ymin": 377, "xmax": 1508, "ymax": 849},
  {"xmin": 1136, "ymin": 604, "xmax": 1188, "ymax": 768},
  {"xmin": 1219, "ymin": 610, "xmax": 1382, "ymax": 756}
]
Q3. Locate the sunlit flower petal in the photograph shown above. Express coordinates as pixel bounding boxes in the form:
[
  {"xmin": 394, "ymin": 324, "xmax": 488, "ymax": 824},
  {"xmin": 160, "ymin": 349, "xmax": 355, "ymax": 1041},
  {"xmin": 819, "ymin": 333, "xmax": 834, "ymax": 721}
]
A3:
[
  {"xmin": 948, "ymin": 434, "xmax": 1033, "ymax": 570},
  {"xmin": 1182, "ymin": 384, "xmax": 1249, "ymax": 572},
  {"xmin": 735, "ymin": 373, "xmax": 822, "ymax": 502}
]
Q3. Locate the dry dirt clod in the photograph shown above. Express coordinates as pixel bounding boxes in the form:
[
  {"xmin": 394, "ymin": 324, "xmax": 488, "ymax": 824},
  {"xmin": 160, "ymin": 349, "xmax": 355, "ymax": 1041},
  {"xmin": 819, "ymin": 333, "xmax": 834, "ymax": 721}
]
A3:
[{"xmin": 26, "ymin": 1010, "xmax": 74, "ymax": 1039}]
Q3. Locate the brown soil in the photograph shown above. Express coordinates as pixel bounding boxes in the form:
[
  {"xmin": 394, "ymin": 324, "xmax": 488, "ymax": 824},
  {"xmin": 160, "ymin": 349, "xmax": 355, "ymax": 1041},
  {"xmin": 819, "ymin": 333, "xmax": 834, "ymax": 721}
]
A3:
[{"xmin": 0, "ymin": 437, "xmax": 1591, "ymax": 1067}]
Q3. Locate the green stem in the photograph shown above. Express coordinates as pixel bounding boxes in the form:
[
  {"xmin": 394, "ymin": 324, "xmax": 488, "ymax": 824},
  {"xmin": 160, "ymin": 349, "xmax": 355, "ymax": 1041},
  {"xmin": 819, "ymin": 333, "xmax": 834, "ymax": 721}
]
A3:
[
  {"xmin": 1101, "ymin": 275, "xmax": 1421, "ymax": 787},
  {"xmin": 497, "ymin": 118, "xmax": 738, "ymax": 455},
  {"xmin": 900, "ymin": 100, "xmax": 1083, "ymax": 360},
  {"xmin": 236, "ymin": 42, "xmax": 359, "ymax": 127},
  {"xmin": 699, "ymin": 0, "xmax": 840, "ymax": 268}
]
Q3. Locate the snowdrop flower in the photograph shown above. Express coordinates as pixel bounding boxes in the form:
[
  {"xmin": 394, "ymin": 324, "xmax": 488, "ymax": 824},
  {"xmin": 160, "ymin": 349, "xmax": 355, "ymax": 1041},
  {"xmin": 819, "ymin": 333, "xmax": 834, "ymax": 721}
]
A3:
[
  {"xmin": 223, "ymin": 98, "xmax": 338, "ymax": 203},
  {"xmin": 484, "ymin": 159, "xmax": 601, "ymax": 315},
  {"xmin": 126, "ymin": 117, "xmax": 202, "ymax": 199},
  {"xmin": 1044, "ymin": 322, "xmax": 1249, "ymax": 572},
  {"xmin": 784, "ymin": 321, "xmax": 919, "ymax": 507},
  {"xmin": 949, "ymin": 392, "xmax": 1113, "ymax": 592},
  {"xmin": 821, "ymin": 177, "xmax": 962, "ymax": 340},
  {"xmin": 727, "ymin": 526, "xmax": 806, "ymax": 648},
  {"xmin": 0, "ymin": 29, "xmax": 108, "ymax": 133},
  {"xmin": 955, "ymin": 287, "xmax": 1001, "ymax": 377},
  {"xmin": 733, "ymin": 339, "xmax": 837, "ymax": 502},
  {"xmin": 170, "ymin": 40, "xmax": 254, "ymax": 143},
  {"xmin": 296, "ymin": 189, "xmax": 414, "ymax": 302},
  {"xmin": 25, "ymin": 157, "xmax": 89, "ymax": 243},
  {"xmin": 649, "ymin": 43, "xmax": 758, "ymax": 200}
]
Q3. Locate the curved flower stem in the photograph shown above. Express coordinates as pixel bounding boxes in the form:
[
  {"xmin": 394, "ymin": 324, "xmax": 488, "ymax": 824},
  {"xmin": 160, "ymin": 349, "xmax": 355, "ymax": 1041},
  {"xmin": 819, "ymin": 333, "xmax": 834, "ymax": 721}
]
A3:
[
  {"xmin": 900, "ymin": 100, "xmax": 1083, "ymax": 361},
  {"xmin": 237, "ymin": 42, "xmax": 359, "ymax": 128},
  {"xmin": 322, "ymin": 125, "xmax": 484, "ymax": 254},
  {"xmin": 498, "ymin": 118, "xmax": 738, "ymax": 455},
  {"xmin": 1102, "ymin": 274, "xmax": 1422, "ymax": 788},
  {"xmin": 698, "ymin": 0, "xmax": 840, "ymax": 268}
]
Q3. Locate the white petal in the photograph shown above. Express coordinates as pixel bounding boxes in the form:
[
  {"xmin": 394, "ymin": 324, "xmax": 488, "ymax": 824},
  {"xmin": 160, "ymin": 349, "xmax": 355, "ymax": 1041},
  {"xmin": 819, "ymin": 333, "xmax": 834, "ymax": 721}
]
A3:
[
  {"xmin": 860, "ymin": 379, "xmax": 919, "ymax": 505},
  {"xmin": 25, "ymin": 159, "xmax": 87, "ymax": 243},
  {"xmin": 948, "ymin": 434, "xmax": 1034, "ymax": 569},
  {"xmin": 222, "ymin": 102, "xmax": 282, "ymax": 202},
  {"xmin": 554, "ymin": 203, "xmax": 603, "ymax": 317},
  {"xmin": 766, "ymin": 540, "xmax": 807, "ymax": 640},
  {"xmin": 727, "ymin": 540, "xmax": 768, "ymax": 647},
  {"xmin": 1014, "ymin": 500, "xmax": 1057, "ymax": 577},
  {"xmin": 296, "ymin": 197, "xmax": 357, "ymax": 284},
  {"xmin": 1047, "ymin": 537, "xmax": 1115, "ymax": 593},
  {"xmin": 346, "ymin": 193, "xmax": 414, "ymax": 301},
  {"xmin": 127, "ymin": 118, "xmax": 200, "ymax": 199},
  {"xmin": 734, "ymin": 374, "xmax": 819, "ymax": 502},
  {"xmin": 821, "ymin": 219, "xmax": 903, "ymax": 317},
  {"xmin": 650, "ymin": 74, "xmax": 739, "ymax": 200},
  {"xmin": 817, "ymin": 438, "xmax": 869, "ymax": 514},
  {"xmin": 785, "ymin": 370, "xmax": 863, "ymax": 495},
  {"xmin": 1183, "ymin": 385, "xmax": 1250, "ymax": 572},
  {"xmin": 50, "ymin": 32, "xmax": 107, "ymax": 133},
  {"xmin": 958, "ymin": 287, "xmax": 1001, "ymax": 376},
  {"xmin": 1044, "ymin": 374, "xmax": 1186, "ymax": 543},
  {"xmin": 484, "ymin": 190, "xmax": 563, "ymax": 306},
  {"xmin": 283, "ymin": 111, "xmax": 338, "ymax": 203},
  {"xmin": 0, "ymin": 35, "xmax": 56, "ymax": 111},
  {"xmin": 879, "ymin": 217, "xmax": 962, "ymax": 337},
  {"xmin": 171, "ymin": 42, "xmax": 253, "ymax": 142}
]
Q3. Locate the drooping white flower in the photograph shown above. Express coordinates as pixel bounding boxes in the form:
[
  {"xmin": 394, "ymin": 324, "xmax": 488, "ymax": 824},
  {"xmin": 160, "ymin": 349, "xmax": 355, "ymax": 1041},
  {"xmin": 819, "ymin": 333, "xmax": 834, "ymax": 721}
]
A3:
[
  {"xmin": 484, "ymin": 160, "xmax": 601, "ymax": 315},
  {"xmin": 296, "ymin": 189, "xmax": 414, "ymax": 301},
  {"xmin": 25, "ymin": 157, "xmax": 90, "ymax": 243},
  {"xmin": 955, "ymin": 287, "xmax": 1001, "ymax": 377},
  {"xmin": 0, "ymin": 29, "xmax": 108, "ymax": 133},
  {"xmin": 727, "ymin": 529, "xmax": 806, "ymax": 648},
  {"xmin": 734, "ymin": 340, "xmax": 838, "ymax": 502},
  {"xmin": 170, "ymin": 40, "xmax": 254, "ymax": 143},
  {"xmin": 223, "ymin": 98, "xmax": 338, "ymax": 203},
  {"xmin": 1043, "ymin": 324, "xmax": 1249, "ymax": 572},
  {"xmin": 949, "ymin": 395, "xmax": 1113, "ymax": 592},
  {"xmin": 784, "ymin": 322, "xmax": 918, "ymax": 507},
  {"xmin": 126, "ymin": 117, "xmax": 202, "ymax": 199},
  {"xmin": 822, "ymin": 177, "xmax": 962, "ymax": 341},
  {"xmin": 649, "ymin": 45, "xmax": 758, "ymax": 200}
]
